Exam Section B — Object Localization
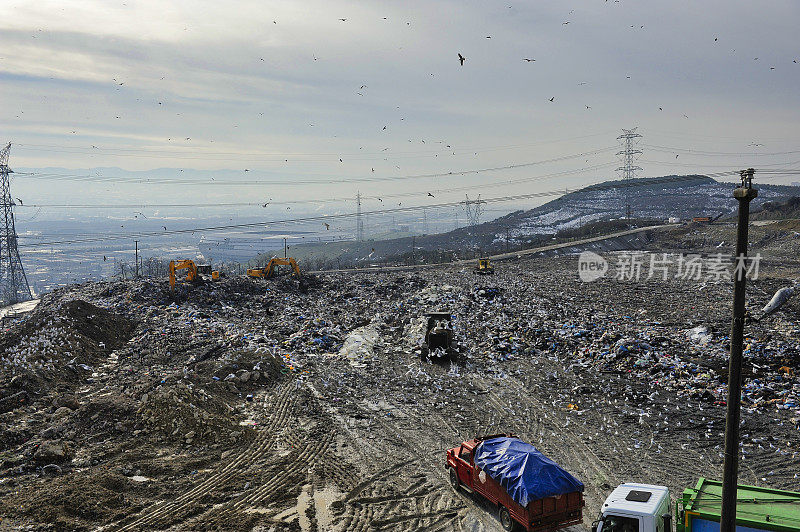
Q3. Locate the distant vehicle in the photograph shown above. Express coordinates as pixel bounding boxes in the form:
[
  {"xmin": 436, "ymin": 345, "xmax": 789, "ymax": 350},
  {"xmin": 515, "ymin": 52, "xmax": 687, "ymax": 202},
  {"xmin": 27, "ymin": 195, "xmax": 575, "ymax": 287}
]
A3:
[
  {"xmin": 446, "ymin": 434, "xmax": 585, "ymax": 531},
  {"xmin": 169, "ymin": 260, "xmax": 198, "ymax": 292},
  {"xmin": 593, "ymin": 478, "xmax": 800, "ymax": 532},
  {"xmin": 668, "ymin": 217, "xmax": 681, "ymax": 224},
  {"xmin": 247, "ymin": 257, "xmax": 301, "ymax": 279},
  {"xmin": 475, "ymin": 257, "xmax": 495, "ymax": 274},
  {"xmin": 421, "ymin": 311, "xmax": 457, "ymax": 361},
  {"xmin": 692, "ymin": 216, "xmax": 712, "ymax": 223},
  {"xmin": 169, "ymin": 260, "xmax": 219, "ymax": 292}
]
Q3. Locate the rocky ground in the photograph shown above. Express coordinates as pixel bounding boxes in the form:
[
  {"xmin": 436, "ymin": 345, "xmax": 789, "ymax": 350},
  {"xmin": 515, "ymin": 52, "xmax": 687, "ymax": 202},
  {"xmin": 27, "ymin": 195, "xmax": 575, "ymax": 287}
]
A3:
[{"xmin": 0, "ymin": 243, "xmax": 798, "ymax": 531}]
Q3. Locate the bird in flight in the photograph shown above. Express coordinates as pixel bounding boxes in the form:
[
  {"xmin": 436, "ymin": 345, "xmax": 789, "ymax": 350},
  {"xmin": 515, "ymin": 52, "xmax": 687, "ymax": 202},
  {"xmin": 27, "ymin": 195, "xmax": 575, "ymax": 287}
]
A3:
[
  {"xmin": 523, "ymin": 58, "xmax": 535, "ymax": 62},
  {"xmin": 339, "ymin": 18, "xmax": 347, "ymax": 21},
  {"xmin": 549, "ymin": 97, "xmax": 555, "ymax": 102},
  {"xmin": 162, "ymin": 226, "xmax": 167, "ymax": 231},
  {"xmin": 585, "ymin": 105, "xmax": 591, "ymax": 110},
  {"xmin": 458, "ymin": 53, "xmax": 465, "ymax": 66},
  {"xmin": 428, "ymin": 192, "xmax": 435, "ymax": 198},
  {"xmin": 15, "ymin": 197, "xmax": 22, "ymax": 205},
  {"xmin": 324, "ymin": 223, "xmax": 330, "ymax": 230},
  {"xmin": 562, "ymin": 21, "xmax": 570, "ymax": 25}
]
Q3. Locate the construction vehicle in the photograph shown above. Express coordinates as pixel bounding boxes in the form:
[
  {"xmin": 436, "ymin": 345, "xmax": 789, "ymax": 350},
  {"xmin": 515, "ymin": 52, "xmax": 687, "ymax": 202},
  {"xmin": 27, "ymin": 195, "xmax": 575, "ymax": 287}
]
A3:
[
  {"xmin": 247, "ymin": 257, "xmax": 301, "ymax": 279},
  {"xmin": 475, "ymin": 257, "xmax": 495, "ymax": 274},
  {"xmin": 169, "ymin": 260, "xmax": 199, "ymax": 292},
  {"xmin": 593, "ymin": 478, "xmax": 800, "ymax": 532},
  {"xmin": 168, "ymin": 260, "xmax": 220, "ymax": 292},
  {"xmin": 446, "ymin": 434, "xmax": 585, "ymax": 532},
  {"xmin": 421, "ymin": 311, "xmax": 457, "ymax": 361}
]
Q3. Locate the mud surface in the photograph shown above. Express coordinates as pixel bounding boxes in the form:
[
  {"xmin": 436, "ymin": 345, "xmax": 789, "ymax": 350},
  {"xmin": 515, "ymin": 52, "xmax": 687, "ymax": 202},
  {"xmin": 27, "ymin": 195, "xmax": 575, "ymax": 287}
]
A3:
[{"xmin": 0, "ymin": 252, "xmax": 798, "ymax": 531}]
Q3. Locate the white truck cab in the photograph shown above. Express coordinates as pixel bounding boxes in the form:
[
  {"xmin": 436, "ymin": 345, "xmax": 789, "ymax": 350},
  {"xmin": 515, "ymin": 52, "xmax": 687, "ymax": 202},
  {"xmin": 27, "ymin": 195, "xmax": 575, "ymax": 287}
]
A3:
[{"xmin": 593, "ymin": 483, "xmax": 672, "ymax": 532}]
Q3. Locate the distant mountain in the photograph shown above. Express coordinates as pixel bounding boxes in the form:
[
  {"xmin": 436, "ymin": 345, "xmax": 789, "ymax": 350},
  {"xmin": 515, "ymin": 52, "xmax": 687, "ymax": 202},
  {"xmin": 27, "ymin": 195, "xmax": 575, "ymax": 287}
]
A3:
[
  {"xmin": 259, "ymin": 175, "xmax": 800, "ymax": 267},
  {"xmin": 752, "ymin": 196, "xmax": 800, "ymax": 220}
]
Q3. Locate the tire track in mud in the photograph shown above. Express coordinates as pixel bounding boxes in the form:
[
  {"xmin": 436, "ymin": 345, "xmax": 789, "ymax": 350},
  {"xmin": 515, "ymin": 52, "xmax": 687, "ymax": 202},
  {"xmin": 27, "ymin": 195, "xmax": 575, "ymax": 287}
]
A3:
[
  {"xmin": 109, "ymin": 381, "xmax": 297, "ymax": 531},
  {"xmin": 481, "ymin": 379, "xmax": 623, "ymax": 510}
]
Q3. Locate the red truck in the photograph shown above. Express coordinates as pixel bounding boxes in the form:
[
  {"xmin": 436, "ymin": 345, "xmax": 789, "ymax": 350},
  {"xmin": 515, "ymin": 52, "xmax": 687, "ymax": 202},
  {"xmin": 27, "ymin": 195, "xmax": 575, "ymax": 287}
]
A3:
[{"xmin": 446, "ymin": 434, "xmax": 585, "ymax": 532}]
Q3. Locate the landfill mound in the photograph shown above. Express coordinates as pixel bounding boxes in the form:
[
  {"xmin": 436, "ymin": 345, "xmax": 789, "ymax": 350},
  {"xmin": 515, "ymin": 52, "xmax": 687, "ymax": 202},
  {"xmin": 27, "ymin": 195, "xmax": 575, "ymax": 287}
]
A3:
[{"xmin": 0, "ymin": 252, "xmax": 798, "ymax": 531}]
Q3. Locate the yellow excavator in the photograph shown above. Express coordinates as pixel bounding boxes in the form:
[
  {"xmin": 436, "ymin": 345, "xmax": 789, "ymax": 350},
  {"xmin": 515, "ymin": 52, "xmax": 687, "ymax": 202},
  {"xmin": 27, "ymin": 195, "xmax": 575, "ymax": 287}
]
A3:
[
  {"xmin": 247, "ymin": 257, "xmax": 301, "ymax": 279},
  {"xmin": 169, "ymin": 260, "xmax": 220, "ymax": 292}
]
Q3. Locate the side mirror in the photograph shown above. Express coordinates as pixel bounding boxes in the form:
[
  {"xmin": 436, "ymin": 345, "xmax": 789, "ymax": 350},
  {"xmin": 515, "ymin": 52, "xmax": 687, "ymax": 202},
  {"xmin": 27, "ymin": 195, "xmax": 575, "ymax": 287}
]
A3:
[{"xmin": 662, "ymin": 513, "xmax": 672, "ymax": 532}]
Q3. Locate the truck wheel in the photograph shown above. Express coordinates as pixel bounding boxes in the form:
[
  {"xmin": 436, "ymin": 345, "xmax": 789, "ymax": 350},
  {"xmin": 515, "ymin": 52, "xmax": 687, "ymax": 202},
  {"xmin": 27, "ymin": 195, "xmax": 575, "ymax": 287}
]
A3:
[
  {"xmin": 449, "ymin": 468, "xmax": 460, "ymax": 491},
  {"xmin": 498, "ymin": 506, "xmax": 515, "ymax": 531}
]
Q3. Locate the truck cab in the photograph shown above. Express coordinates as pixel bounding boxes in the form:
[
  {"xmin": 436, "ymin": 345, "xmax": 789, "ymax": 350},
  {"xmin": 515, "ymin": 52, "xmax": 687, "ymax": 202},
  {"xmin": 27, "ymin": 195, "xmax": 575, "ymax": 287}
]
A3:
[{"xmin": 594, "ymin": 484, "xmax": 671, "ymax": 532}]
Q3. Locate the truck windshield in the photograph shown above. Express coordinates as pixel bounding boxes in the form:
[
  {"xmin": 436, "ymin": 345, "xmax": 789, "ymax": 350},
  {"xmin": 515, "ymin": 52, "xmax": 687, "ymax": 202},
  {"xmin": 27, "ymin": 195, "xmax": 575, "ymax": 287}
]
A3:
[
  {"xmin": 459, "ymin": 447, "xmax": 472, "ymax": 463},
  {"xmin": 602, "ymin": 515, "xmax": 639, "ymax": 532}
]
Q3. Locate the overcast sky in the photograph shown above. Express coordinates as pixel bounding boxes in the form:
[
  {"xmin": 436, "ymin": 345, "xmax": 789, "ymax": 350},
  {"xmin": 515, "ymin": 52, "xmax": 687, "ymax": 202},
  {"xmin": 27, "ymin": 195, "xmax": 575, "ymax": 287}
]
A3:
[{"xmin": 2, "ymin": 0, "xmax": 799, "ymax": 222}]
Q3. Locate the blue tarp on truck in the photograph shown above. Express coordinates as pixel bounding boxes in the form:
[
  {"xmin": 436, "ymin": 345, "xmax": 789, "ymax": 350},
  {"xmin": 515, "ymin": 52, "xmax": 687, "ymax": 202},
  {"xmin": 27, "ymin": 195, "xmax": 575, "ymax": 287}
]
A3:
[{"xmin": 474, "ymin": 437, "xmax": 584, "ymax": 507}]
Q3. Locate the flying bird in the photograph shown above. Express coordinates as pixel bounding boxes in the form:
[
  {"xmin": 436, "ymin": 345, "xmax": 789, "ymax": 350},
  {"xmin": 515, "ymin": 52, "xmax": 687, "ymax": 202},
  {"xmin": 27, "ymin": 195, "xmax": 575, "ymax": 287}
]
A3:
[
  {"xmin": 339, "ymin": 18, "xmax": 347, "ymax": 21},
  {"xmin": 562, "ymin": 21, "xmax": 570, "ymax": 25},
  {"xmin": 549, "ymin": 97, "xmax": 555, "ymax": 102},
  {"xmin": 103, "ymin": 256, "xmax": 107, "ymax": 261},
  {"xmin": 324, "ymin": 223, "xmax": 330, "ymax": 230},
  {"xmin": 15, "ymin": 198, "xmax": 22, "ymax": 205},
  {"xmin": 523, "ymin": 58, "xmax": 535, "ymax": 62},
  {"xmin": 458, "ymin": 53, "xmax": 465, "ymax": 66},
  {"xmin": 428, "ymin": 192, "xmax": 435, "ymax": 197},
  {"xmin": 162, "ymin": 226, "xmax": 167, "ymax": 231}
]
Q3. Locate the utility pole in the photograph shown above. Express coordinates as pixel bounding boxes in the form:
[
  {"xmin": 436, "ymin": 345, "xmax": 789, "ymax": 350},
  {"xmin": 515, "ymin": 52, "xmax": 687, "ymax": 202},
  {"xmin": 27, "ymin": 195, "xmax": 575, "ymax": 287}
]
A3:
[
  {"xmin": 356, "ymin": 191, "xmax": 364, "ymax": 242},
  {"xmin": 0, "ymin": 143, "xmax": 32, "ymax": 305},
  {"xmin": 283, "ymin": 237, "xmax": 287, "ymax": 258},
  {"xmin": 134, "ymin": 240, "xmax": 139, "ymax": 278},
  {"xmin": 506, "ymin": 227, "xmax": 510, "ymax": 253},
  {"xmin": 720, "ymin": 168, "xmax": 757, "ymax": 532},
  {"xmin": 617, "ymin": 128, "xmax": 643, "ymax": 221}
]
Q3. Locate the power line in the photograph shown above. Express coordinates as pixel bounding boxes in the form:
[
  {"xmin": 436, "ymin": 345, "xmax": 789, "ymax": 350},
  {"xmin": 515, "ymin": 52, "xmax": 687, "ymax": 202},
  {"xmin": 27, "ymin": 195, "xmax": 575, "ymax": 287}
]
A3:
[
  {"xmin": 17, "ymin": 173, "xmax": 738, "ymax": 249},
  {"xmin": 13, "ymin": 131, "xmax": 615, "ymax": 159},
  {"xmin": 14, "ymin": 161, "xmax": 620, "ymax": 209},
  {"xmin": 15, "ymin": 146, "xmax": 616, "ymax": 187}
]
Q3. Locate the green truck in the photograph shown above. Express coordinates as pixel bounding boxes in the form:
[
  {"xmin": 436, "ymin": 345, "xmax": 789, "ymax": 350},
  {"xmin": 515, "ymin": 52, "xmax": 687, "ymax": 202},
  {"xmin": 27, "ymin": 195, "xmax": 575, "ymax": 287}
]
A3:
[{"xmin": 593, "ymin": 478, "xmax": 800, "ymax": 532}]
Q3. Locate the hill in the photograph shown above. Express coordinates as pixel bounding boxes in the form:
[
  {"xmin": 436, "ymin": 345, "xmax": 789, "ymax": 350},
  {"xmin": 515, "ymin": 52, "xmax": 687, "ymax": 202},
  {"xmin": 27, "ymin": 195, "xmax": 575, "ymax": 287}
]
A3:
[{"xmin": 253, "ymin": 175, "xmax": 800, "ymax": 268}]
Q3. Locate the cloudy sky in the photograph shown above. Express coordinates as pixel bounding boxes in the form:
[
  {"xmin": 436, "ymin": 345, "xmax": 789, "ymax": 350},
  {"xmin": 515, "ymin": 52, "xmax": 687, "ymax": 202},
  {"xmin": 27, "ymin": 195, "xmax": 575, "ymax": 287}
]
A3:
[{"xmin": 2, "ymin": 0, "xmax": 799, "ymax": 222}]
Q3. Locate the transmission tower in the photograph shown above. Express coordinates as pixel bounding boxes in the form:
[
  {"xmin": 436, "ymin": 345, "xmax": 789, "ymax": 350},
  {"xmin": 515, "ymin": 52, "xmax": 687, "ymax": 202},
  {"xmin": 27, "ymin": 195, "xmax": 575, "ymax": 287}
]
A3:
[
  {"xmin": 0, "ymin": 143, "xmax": 32, "ymax": 306},
  {"xmin": 461, "ymin": 194, "xmax": 486, "ymax": 226},
  {"xmin": 356, "ymin": 191, "xmax": 364, "ymax": 242},
  {"xmin": 616, "ymin": 128, "xmax": 643, "ymax": 220}
]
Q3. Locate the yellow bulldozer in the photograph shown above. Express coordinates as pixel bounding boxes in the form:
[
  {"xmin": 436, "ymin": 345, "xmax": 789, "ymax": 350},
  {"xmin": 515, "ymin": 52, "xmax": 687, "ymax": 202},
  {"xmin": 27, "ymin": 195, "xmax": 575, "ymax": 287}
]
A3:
[
  {"xmin": 474, "ymin": 257, "xmax": 495, "ymax": 275},
  {"xmin": 247, "ymin": 257, "xmax": 301, "ymax": 279},
  {"xmin": 169, "ymin": 260, "xmax": 220, "ymax": 292}
]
